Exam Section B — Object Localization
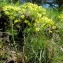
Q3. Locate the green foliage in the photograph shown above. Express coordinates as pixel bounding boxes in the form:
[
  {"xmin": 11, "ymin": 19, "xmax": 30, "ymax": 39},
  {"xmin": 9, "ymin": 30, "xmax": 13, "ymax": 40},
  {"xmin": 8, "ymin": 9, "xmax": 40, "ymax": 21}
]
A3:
[
  {"xmin": 0, "ymin": 2, "xmax": 63, "ymax": 63},
  {"xmin": 24, "ymin": 32, "xmax": 53, "ymax": 63},
  {"xmin": 2, "ymin": 3, "xmax": 56, "ymax": 37}
]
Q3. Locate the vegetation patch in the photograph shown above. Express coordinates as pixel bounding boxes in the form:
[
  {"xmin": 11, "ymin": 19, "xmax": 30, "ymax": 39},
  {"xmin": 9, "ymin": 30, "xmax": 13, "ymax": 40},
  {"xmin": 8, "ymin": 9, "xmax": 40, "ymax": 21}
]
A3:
[{"xmin": 0, "ymin": 1, "xmax": 63, "ymax": 63}]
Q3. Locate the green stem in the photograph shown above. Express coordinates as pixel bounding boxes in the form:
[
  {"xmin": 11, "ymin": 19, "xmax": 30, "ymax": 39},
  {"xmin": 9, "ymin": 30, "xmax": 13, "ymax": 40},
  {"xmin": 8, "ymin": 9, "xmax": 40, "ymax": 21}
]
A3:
[{"xmin": 10, "ymin": 20, "xmax": 17, "ymax": 52}]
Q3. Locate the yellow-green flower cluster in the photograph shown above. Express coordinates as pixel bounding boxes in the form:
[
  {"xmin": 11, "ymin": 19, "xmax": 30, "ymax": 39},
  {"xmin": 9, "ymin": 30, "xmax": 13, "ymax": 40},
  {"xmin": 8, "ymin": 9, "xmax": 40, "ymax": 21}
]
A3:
[
  {"xmin": 2, "ymin": 3, "xmax": 56, "ymax": 33},
  {"xmin": 2, "ymin": 5, "xmax": 21, "ymax": 11},
  {"xmin": 21, "ymin": 3, "xmax": 46, "ymax": 17},
  {"xmin": 2, "ymin": 5, "xmax": 21, "ymax": 20},
  {"xmin": 58, "ymin": 14, "xmax": 63, "ymax": 20},
  {"xmin": 57, "ymin": 13, "xmax": 63, "ymax": 25},
  {"xmin": 34, "ymin": 16, "xmax": 56, "ymax": 31}
]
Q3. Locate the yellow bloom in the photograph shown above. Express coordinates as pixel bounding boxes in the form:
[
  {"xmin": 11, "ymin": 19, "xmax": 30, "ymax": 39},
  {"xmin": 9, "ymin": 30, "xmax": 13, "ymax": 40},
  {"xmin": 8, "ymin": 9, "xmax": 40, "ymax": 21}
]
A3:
[
  {"xmin": 49, "ymin": 30, "xmax": 52, "ymax": 33},
  {"xmin": 36, "ymin": 28, "xmax": 40, "ymax": 31},
  {"xmin": 14, "ymin": 20, "xmax": 19, "ymax": 24},
  {"xmin": 5, "ymin": 11, "xmax": 10, "ymax": 15},
  {"xmin": 25, "ymin": 20, "xmax": 28, "ymax": 23},
  {"xmin": 52, "ymin": 26, "xmax": 56, "ymax": 29},
  {"xmin": 21, "ymin": 15, "xmax": 25, "ymax": 19},
  {"xmin": 34, "ymin": 23, "xmax": 36, "ymax": 26}
]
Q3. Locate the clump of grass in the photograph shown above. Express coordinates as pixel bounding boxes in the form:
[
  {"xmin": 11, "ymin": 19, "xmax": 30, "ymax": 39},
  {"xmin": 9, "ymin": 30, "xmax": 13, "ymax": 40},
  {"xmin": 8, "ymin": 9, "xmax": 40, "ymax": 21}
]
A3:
[{"xmin": 24, "ymin": 31, "xmax": 55, "ymax": 63}]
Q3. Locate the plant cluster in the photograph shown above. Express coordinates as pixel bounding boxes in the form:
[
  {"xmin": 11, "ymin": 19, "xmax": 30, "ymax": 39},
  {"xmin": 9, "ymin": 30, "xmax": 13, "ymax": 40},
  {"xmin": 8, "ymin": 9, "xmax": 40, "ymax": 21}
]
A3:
[
  {"xmin": 2, "ymin": 3, "xmax": 56, "ymax": 35},
  {"xmin": 0, "ymin": 2, "xmax": 63, "ymax": 63}
]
